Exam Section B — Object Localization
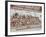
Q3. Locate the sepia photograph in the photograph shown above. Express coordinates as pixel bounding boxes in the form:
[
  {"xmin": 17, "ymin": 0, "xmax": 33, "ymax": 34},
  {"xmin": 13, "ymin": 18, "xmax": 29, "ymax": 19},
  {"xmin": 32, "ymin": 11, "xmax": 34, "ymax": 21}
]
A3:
[
  {"xmin": 10, "ymin": 4, "xmax": 42, "ymax": 32},
  {"xmin": 7, "ymin": 1, "xmax": 45, "ymax": 35}
]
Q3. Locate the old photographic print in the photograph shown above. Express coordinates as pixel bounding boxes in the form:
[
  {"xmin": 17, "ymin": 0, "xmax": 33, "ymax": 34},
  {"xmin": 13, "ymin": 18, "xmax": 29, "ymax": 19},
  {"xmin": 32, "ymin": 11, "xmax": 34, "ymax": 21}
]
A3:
[
  {"xmin": 10, "ymin": 4, "xmax": 42, "ymax": 32},
  {"xmin": 5, "ymin": 1, "xmax": 45, "ymax": 36}
]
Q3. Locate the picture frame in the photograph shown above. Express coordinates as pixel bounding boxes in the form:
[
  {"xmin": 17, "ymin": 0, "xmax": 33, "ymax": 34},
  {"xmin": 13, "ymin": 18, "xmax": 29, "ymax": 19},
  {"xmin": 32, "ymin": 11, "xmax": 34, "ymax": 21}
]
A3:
[{"xmin": 5, "ymin": 1, "xmax": 45, "ymax": 36}]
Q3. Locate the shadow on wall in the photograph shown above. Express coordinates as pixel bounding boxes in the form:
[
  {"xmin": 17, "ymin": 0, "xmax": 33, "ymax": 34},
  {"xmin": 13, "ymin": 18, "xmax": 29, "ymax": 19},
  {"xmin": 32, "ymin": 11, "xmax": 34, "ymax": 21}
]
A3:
[
  {"xmin": 5, "ymin": 0, "xmax": 16, "ymax": 1},
  {"xmin": 6, "ymin": 36, "xmax": 15, "ymax": 37}
]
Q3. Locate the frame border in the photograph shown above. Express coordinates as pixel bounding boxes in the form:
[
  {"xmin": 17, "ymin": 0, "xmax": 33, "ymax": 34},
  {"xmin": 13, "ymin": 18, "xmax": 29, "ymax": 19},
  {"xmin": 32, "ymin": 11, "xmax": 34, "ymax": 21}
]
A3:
[{"xmin": 5, "ymin": 1, "xmax": 45, "ymax": 36}]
